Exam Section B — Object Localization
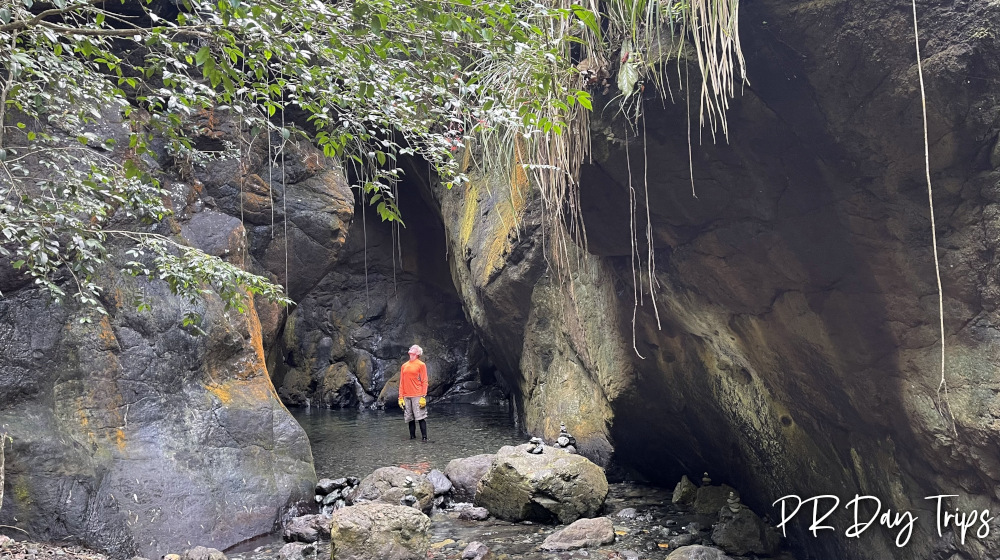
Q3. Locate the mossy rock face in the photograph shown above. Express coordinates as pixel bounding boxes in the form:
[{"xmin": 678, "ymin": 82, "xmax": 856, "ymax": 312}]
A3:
[
  {"xmin": 474, "ymin": 444, "xmax": 608, "ymax": 524},
  {"xmin": 329, "ymin": 502, "xmax": 430, "ymax": 560}
]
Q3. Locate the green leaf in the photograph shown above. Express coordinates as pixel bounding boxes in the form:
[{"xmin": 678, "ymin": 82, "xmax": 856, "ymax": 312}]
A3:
[
  {"xmin": 195, "ymin": 46, "xmax": 211, "ymax": 66},
  {"xmin": 12, "ymin": 260, "xmax": 25, "ymax": 270},
  {"xmin": 0, "ymin": 8, "xmax": 10, "ymax": 24}
]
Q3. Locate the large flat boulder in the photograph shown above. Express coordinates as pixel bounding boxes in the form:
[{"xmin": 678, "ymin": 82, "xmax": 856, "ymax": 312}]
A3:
[{"xmin": 474, "ymin": 444, "xmax": 607, "ymax": 523}]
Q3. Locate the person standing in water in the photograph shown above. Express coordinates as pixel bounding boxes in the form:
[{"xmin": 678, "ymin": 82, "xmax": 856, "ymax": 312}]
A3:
[{"xmin": 397, "ymin": 344, "xmax": 428, "ymax": 441}]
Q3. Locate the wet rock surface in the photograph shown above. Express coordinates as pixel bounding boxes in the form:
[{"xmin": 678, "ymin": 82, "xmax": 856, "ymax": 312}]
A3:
[
  {"xmin": 475, "ymin": 444, "xmax": 609, "ymax": 524},
  {"xmin": 328, "ymin": 501, "xmax": 431, "ymax": 560},
  {"xmin": 226, "ymin": 482, "xmax": 796, "ymax": 560},
  {"xmin": 348, "ymin": 466, "xmax": 436, "ymax": 512},
  {"xmin": 444, "ymin": 453, "xmax": 495, "ymax": 503}
]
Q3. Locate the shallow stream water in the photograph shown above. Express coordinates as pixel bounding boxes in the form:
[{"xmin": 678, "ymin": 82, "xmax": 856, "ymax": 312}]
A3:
[
  {"xmin": 228, "ymin": 404, "xmax": 793, "ymax": 560},
  {"xmin": 291, "ymin": 403, "xmax": 523, "ymax": 479}
]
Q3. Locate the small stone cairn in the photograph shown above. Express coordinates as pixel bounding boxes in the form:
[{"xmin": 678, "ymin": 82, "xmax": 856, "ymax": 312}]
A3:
[
  {"xmin": 527, "ymin": 436, "xmax": 545, "ymax": 454},
  {"xmin": 552, "ymin": 423, "xmax": 577, "ymax": 454},
  {"xmin": 727, "ymin": 491, "xmax": 742, "ymax": 513},
  {"xmin": 401, "ymin": 475, "xmax": 420, "ymax": 508},
  {"xmin": 314, "ymin": 476, "xmax": 361, "ymax": 513}
]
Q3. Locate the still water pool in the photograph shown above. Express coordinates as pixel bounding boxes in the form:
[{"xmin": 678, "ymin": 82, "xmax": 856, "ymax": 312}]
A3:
[{"xmin": 291, "ymin": 403, "xmax": 524, "ymax": 479}]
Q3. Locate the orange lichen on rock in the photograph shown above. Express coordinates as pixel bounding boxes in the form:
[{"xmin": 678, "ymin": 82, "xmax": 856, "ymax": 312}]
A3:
[
  {"xmin": 479, "ymin": 140, "xmax": 529, "ymax": 285},
  {"xmin": 206, "ymin": 382, "xmax": 234, "ymax": 404}
]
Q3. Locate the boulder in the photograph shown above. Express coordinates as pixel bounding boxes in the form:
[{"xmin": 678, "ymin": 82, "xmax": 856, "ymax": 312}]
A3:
[
  {"xmin": 474, "ymin": 444, "xmax": 608, "ymax": 523},
  {"xmin": 180, "ymin": 547, "xmax": 227, "ymax": 560},
  {"xmin": 278, "ymin": 542, "xmax": 317, "ymax": 560},
  {"xmin": 669, "ymin": 534, "xmax": 699, "ymax": 548},
  {"xmin": 672, "ymin": 475, "xmax": 697, "ymax": 506},
  {"xmin": 694, "ymin": 485, "xmax": 737, "ymax": 515},
  {"xmin": 317, "ymin": 478, "xmax": 349, "ymax": 495},
  {"xmin": 539, "ymin": 516, "xmax": 615, "ymax": 551},
  {"xmin": 665, "ymin": 545, "xmax": 734, "ymax": 560},
  {"xmin": 329, "ymin": 502, "xmax": 431, "ymax": 560},
  {"xmin": 710, "ymin": 505, "xmax": 780, "ymax": 556},
  {"xmin": 444, "ymin": 454, "xmax": 495, "ymax": 502},
  {"xmin": 348, "ymin": 467, "xmax": 435, "ymax": 512},
  {"xmin": 427, "ymin": 469, "xmax": 453, "ymax": 496},
  {"xmin": 457, "ymin": 506, "xmax": 490, "ymax": 521},
  {"xmin": 283, "ymin": 514, "xmax": 332, "ymax": 543},
  {"xmin": 461, "ymin": 541, "xmax": 492, "ymax": 560}
]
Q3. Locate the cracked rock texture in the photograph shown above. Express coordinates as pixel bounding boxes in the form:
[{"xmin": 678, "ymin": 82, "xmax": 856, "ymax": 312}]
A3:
[{"xmin": 0, "ymin": 112, "xmax": 323, "ymax": 558}]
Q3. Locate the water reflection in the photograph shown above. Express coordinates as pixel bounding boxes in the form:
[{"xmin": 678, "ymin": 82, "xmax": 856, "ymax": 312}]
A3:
[{"xmin": 291, "ymin": 403, "xmax": 524, "ymax": 479}]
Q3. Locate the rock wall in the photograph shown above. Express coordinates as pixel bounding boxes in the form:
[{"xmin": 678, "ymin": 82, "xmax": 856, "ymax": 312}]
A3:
[
  {"xmin": 0, "ymin": 279, "xmax": 314, "ymax": 559},
  {"xmin": 270, "ymin": 182, "xmax": 502, "ymax": 409},
  {"xmin": 421, "ymin": 1, "xmax": 1000, "ymax": 559},
  {"xmin": 425, "ymin": 158, "xmax": 631, "ymax": 463},
  {"xmin": 0, "ymin": 111, "xmax": 340, "ymax": 557}
]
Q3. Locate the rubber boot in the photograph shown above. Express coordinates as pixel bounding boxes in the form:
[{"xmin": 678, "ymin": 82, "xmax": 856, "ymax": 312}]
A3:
[
  {"xmin": 419, "ymin": 419, "xmax": 427, "ymax": 441},
  {"xmin": 408, "ymin": 420, "xmax": 416, "ymax": 439}
]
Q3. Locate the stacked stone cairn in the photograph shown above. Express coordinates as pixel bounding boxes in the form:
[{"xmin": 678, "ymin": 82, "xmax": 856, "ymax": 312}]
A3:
[
  {"xmin": 727, "ymin": 491, "xmax": 742, "ymax": 513},
  {"xmin": 668, "ymin": 472, "xmax": 781, "ymax": 556},
  {"xmin": 400, "ymin": 475, "xmax": 420, "ymax": 508},
  {"xmin": 315, "ymin": 476, "xmax": 361, "ymax": 513},
  {"xmin": 527, "ymin": 436, "xmax": 545, "ymax": 454},
  {"xmin": 552, "ymin": 422, "xmax": 577, "ymax": 453}
]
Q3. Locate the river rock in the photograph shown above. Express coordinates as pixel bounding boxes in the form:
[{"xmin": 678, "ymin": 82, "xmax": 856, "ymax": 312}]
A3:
[
  {"xmin": 445, "ymin": 454, "xmax": 495, "ymax": 502},
  {"xmin": 329, "ymin": 502, "xmax": 431, "ymax": 560},
  {"xmin": 283, "ymin": 514, "xmax": 332, "ymax": 543},
  {"xmin": 180, "ymin": 546, "xmax": 227, "ymax": 560},
  {"xmin": 474, "ymin": 444, "xmax": 608, "ymax": 523},
  {"xmin": 669, "ymin": 534, "xmax": 699, "ymax": 548},
  {"xmin": 710, "ymin": 504, "xmax": 780, "ymax": 555},
  {"xmin": 539, "ymin": 516, "xmax": 616, "ymax": 551},
  {"xmin": 672, "ymin": 475, "xmax": 697, "ymax": 506},
  {"xmin": 427, "ymin": 469, "xmax": 453, "ymax": 496},
  {"xmin": 278, "ymin": 542, "xmax": 317, "ymax": 560},
  {"xmin": 348, "ymin": 467, "xmax": 435, "ymax": 512},
  {"xmin": 616, "ymin": 507, "xmax": 638, "ymax": 519},
  {"xmin": 665, "ymin": 545, "xmax": 734, "ymax": 560},
  {"xmin": 457, "ymin": 506, "xmax": 490, "ymax": 521},
  {"xmin": 461, "ymin": 541, "xmax": 492, "ymax": 560},
  {"xmin": 317, "ymin": 478, "xmax": 349, "ymax": 495}
]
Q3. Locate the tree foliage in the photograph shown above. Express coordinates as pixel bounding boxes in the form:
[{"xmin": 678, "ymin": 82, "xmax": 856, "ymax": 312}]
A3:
[{"xmin": 0, "ymin": 0, "xmax": 743, "ymax": 318}]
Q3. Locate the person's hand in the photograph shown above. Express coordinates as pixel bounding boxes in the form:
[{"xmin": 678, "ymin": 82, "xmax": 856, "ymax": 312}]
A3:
[
  {"xmin": 398, "ymin": 398, "xmax": 405, "ymax": 409},
  {"xmin": 419, "ymin": 397, "xmax": 426, "ymax": 408}
]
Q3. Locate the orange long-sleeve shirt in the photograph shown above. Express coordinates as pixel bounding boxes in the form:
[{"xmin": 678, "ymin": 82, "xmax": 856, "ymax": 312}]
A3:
[{"xmin": 399, "ymin": 359, "xmax": 427, "ymax": 398}]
